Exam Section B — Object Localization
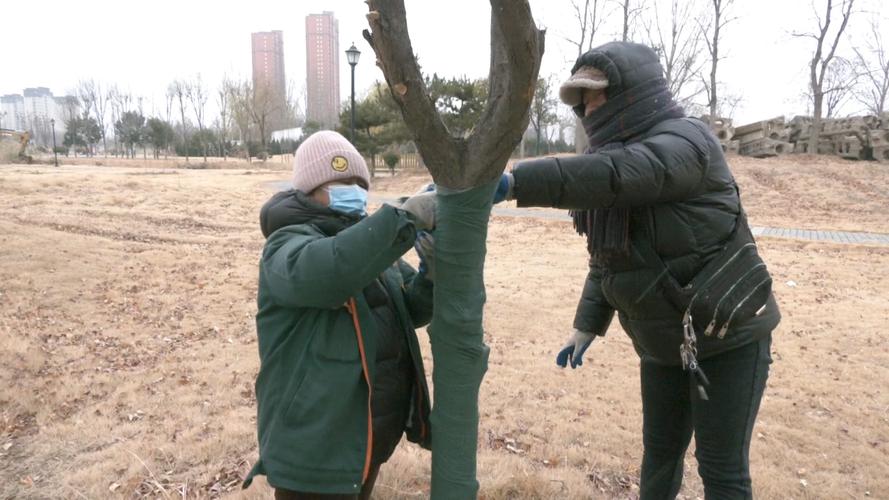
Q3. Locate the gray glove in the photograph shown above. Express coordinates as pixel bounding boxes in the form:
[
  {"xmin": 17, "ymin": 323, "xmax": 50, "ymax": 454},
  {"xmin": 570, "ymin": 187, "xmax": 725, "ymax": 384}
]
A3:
[
  {"xmin": 555, "ymin": 329, "xmax": 596, "ymax": 369},
  {"xmin": 401, "ymin": 191, "xmax": 437, "ymax": 231}
]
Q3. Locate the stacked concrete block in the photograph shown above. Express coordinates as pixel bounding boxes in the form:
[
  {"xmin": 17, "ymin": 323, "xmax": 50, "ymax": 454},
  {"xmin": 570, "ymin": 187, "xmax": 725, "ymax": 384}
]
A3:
[
  {"xmin": 733, "ymin": 116, "xmax": 793, "ymax": 158},
  {"xmin": 702, "ymin": 112, "xmax": 888, "ymax": 163},
  {"xmin": 837, "ymin": 135, "xmax": 865, "ymax": 160},
  {"xmin": 791, "ymin": 116, "xmax": 876, "ymax": 160},
  {"xmin": 700, "ymin": 116, "xmax": 736, "ymax": 153},
  {"xmin": 871, "ymin": 116, "xmax": 889, "ymax": 163},
  {"xmin": 738, "ymin": 138, "xmax": 793, "ymax": 157},
  {"xmin": 788, "ymin": 116, "xmax": 813, "ymax": 144}
]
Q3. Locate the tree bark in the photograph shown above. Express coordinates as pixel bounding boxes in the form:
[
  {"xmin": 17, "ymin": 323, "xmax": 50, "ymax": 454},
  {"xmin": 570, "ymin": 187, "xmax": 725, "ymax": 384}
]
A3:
[{"xmin": 365, "ymin": 1, "xmax": 544, "ymax": 497}]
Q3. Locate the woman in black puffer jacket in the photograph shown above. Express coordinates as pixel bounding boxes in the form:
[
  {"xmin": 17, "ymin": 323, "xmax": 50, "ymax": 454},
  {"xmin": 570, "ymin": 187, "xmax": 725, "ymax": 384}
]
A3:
[{"xmin": 501, "ymin": 42, "xmax": 780, "ymax": 499}]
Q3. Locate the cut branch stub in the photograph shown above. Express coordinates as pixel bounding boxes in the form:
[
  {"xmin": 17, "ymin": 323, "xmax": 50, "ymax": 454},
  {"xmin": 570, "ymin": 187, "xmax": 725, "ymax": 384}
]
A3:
[{"xmin": 365, "ymin": 0, "xmax": 544, "ymax": 189}]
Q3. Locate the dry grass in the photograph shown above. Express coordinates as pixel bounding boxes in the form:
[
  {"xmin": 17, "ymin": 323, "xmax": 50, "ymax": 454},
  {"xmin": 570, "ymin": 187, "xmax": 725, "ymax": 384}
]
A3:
[{"xmin": 1, "ymin": 155, "xmax": 888, "ymax": 499}]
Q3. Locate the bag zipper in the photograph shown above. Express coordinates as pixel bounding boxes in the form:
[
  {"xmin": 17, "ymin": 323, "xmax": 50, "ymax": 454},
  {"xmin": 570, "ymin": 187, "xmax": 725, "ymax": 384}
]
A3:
[
  {"xmin": 703, "ymin": 262, "xmax": 767, "ymax": 336},
  {"xmin": 683, "ymin": 242, "xmax": 756, "ymax": 321},
  {"xmin": 716, "ymin": 276, "xmax": 772, "ymax": 339}
]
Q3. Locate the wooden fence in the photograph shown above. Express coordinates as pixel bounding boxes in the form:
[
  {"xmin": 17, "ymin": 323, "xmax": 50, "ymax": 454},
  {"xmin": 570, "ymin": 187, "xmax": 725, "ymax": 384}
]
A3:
[{"xmin": 365, "ymin": 152, "xmax": 426, "ymax": 174}]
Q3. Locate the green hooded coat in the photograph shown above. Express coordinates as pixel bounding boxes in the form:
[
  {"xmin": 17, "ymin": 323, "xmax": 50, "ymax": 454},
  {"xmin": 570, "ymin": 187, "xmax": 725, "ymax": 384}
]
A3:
[{"xmin": 243, "ymin": 203, "xmax": 433, "ymax": 494}]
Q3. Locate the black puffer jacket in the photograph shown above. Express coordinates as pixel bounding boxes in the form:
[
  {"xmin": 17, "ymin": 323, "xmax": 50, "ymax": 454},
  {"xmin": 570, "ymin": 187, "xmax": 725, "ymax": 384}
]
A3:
[{"xmin": 513, "ymin": 43, "xmax": 780, "ymax": 365}]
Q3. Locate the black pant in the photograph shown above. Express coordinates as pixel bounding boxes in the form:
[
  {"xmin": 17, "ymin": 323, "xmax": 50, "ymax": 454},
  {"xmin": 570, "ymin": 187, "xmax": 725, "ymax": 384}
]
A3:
[
  {"xmin": 639, "ymin": 334, "xmax": 772, "ymax": 500},
  {"xmin": 274, "ymin": 465, "xmax": 380, "ymax": 500}
]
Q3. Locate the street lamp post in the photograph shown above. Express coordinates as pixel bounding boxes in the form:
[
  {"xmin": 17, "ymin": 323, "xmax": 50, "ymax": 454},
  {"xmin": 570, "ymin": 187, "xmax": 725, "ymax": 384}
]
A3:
[
  {"xmin": 345, "ymin": 43, "xmax": 361, "ymax": 145},
  {"xmin": 50, "ymin": 118, "xmax": 58, "ymax": 167}
]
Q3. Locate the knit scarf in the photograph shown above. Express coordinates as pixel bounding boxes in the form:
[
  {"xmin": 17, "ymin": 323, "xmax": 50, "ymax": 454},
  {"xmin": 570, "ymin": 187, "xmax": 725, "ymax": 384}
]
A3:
[
  {"xmin": 571, "ymin": 77, "xmax": 685, "ymax": 265},
  {"xmin": 259, "ymin": 189, "xmax": 361, "ymax": 239}
]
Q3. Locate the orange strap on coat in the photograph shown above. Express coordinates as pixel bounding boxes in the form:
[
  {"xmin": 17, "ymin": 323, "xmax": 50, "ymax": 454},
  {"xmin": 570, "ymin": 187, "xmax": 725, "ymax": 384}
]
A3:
[{"xmin": 346, "ymin": 297, "xmax": 374, "ymax": 484}]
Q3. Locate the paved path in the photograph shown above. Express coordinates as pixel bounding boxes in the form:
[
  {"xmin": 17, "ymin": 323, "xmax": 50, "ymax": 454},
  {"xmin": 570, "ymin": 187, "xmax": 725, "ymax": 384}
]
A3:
[
  {"xmin": 488, "ymin": 205, "xmax": 889, "ymax": 246},
  {"xmin": 268, "ymin": 181, "xmax": 889, "ymax": 246}
]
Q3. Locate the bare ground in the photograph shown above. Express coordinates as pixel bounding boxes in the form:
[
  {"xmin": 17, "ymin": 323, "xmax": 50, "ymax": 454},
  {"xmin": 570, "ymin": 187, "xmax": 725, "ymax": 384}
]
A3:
[{"xmin": 1, "ymin": 155, "xmax": 888, "ymax": 499}]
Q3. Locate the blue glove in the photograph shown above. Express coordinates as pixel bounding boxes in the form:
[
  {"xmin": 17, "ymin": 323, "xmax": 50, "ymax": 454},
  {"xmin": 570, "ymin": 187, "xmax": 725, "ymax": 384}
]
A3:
[
  {"xmin": 414, "ymin": 231, "xmax": 435, "ymax": 281},
  {"xmin": 555, "ymin": 329, "xmax": 596, "ymax": 369},
  {"xmin": 492, "ymin": 173, "xmax": 514, "ymax": 204}
]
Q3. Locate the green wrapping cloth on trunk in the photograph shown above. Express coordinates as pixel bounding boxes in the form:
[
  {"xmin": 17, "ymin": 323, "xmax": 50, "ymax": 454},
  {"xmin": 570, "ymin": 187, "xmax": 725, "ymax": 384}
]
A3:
[{"xmin": 428, "ymin": 179, "xmax": 499, "ymax": 499}]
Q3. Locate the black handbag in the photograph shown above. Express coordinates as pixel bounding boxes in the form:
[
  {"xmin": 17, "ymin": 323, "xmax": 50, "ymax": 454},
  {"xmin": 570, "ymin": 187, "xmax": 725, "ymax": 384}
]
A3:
[
  {"xmin": 637, "ymin": 197, "xmax": 773, "ymax": 399},
  {"xmin": 663, "ymin": 209, "xmax": 772, "ymax": 339}
]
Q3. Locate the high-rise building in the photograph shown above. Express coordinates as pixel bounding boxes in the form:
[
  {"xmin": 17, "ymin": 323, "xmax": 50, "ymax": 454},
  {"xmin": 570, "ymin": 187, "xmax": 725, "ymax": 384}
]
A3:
[
  {"xmin": 305, "ymin": 12, "xmax": 340, "ymax": 129},
  {"xmin": 251, "ymin": 30, "xmax": 287, "ymax": 128},
  {"xmin": 1, "ymin": 88, "xmax": 78, "ymax": 146},
  {"xmin": 1, "ymin": 94, "xmax": 25, "ymax": 131}
]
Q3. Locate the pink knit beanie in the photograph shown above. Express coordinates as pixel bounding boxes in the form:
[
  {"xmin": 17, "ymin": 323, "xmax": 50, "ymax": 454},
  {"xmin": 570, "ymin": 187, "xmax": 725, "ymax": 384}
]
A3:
[{"xmin": 292, "ymin": 131, "xmax": 371, "ymax": 193}]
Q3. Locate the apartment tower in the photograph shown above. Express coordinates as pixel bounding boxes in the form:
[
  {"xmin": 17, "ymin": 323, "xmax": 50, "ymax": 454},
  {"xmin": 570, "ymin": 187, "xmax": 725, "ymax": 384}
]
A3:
[
  {"xmin": 251, "ymin": 30, "xmax": 287, "ymax": 127},
  {"xmin": 305, "ymin": 12, "xmax": 340, "ymax": 129}
]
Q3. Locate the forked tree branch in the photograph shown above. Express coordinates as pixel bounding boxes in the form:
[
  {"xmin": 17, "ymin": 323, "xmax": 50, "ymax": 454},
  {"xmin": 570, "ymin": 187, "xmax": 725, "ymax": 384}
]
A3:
[
  {"xmin": 467, "ymin": 0, "xmax": 545, "ymax": 186},
  {"xmin": 365, "ymin": 0, "xmax": 544, "ymax": 189}
]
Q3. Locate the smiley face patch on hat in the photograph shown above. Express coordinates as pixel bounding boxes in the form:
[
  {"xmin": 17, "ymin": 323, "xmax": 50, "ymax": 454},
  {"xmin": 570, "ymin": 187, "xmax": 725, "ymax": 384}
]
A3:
[{"xmin": 331, "ymin": 155, "xmax": 349, "ymax": 172}]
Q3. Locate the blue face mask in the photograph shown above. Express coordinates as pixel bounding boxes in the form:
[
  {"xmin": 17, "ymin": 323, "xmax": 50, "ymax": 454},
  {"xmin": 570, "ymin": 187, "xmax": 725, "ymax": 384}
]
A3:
[{"xmin": 327, "ymin": 184, "xmax": 368, "ymax": 216}]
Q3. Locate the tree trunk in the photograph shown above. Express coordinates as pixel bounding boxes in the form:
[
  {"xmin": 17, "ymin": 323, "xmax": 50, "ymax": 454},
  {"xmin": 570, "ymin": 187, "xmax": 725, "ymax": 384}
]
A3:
[
  {"xmin": 365, "ymin": 1, "xmax": 544, "ymax": 497},
  {"xmin": 575, "ymin": 116, "xmax": 588, "ymax": 153},
  {"xmin": 809, "ymin": 92, "xmax": 824, "ymax": 154},
  {"xmin": 623, "ymin": 0, "xmax": 630, "ymax": 42},
  {"xmin": 709, "ymin": 1, "xmax": 721, "ymax": 122}
]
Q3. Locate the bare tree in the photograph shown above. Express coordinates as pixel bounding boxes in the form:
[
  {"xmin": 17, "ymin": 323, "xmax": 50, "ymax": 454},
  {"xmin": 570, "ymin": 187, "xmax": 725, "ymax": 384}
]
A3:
[
  {"xmin": 228, "ymin": 80, "xmax": 253, "ymax": 161},
  {"xmin": 794, "ymin": 0, "xmax": 854, "ymax": 153},
  {"xmin": 715, "ymin": 89, "xmax": 743, "ymax": 120},
  {"xmin": 108, "ymin": 86, "xmax": 135, "ymax": 157},
  {"xmin": 566, "ymin": 0, "xmax": 607, "ymax": 57},
  {"xmin": 616, "ymin": 0, "xmax": 645, "ymax": 42},
  {"xmin": 75, "ymin": 82, "xmax": 94, "ymax": 120},
  {"xmin": 530, "ymin": 76, "xmax": 558, "ymax": 155},
  {"xmin": 286, "ymin": 79, "xmax": 305, "ymax": 128},
  {"xmin": 169, "ymin": 80, "xmax": 191, "ymax": 162},
  {"xmin": 218, "ymin": 76, "xmax": 232, "ymax": 161},
  {"xmin": 92, "ymin": 83, "xmax": 108, "ymax": 151},
  {"xmin": 568, "ymin": 0, "xmax": 607, "ymax": 153},
  {"xmin": 853, "ymin": 19, "xmax": 889, "ymax": 116},
  {"xmin": 249, "ymin": 83, "xmax": 281, "ymax": 158},
  {"xmin": 107, "ymin": 85, "xmax": 121, "ymax": 155},
  {"xmin": 822, "ymin": 57, "xmax": 859, "ymax": 117},
  {"xmin": 364, "ymin": 1, "xmax": 544, "ymax": 496},
  {"xmin": 643, "ymin": 0, "xmax": 706, "ymax": 106},
  {"xmin": 700, "ymin": 0, "xmax": 736, "ymax": 124},
  {"xmin": 188, "ymin": 75, "xmax": 209, "ymax": 162},
  {"xmin": 164, "ymin": 91, "xmax": 175, "ymax": 126}
]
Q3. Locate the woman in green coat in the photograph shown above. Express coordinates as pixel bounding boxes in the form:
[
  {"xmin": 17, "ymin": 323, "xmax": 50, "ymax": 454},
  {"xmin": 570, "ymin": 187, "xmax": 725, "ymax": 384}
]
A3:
[{"xmin": 243, "ymin": 131, "xmax": 438, "ymax": 499}]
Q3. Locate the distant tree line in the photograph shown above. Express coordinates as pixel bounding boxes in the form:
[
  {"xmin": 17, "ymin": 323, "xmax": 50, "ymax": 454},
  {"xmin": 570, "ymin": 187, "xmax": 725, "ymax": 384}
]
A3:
[
  {"xmin": 562, "ymin": 0, "xmax": 887, "ymax": 154},
  {"xmin": 61, "ymin": 74, "xmax": 302, "ymax": 161}
]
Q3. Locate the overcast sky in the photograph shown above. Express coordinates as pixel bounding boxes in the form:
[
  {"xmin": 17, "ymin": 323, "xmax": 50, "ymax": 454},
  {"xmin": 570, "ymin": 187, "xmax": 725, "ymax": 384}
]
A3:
[{"xmin": 2, "ymin": 0, "xmax": 885, "ymax": 125}]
